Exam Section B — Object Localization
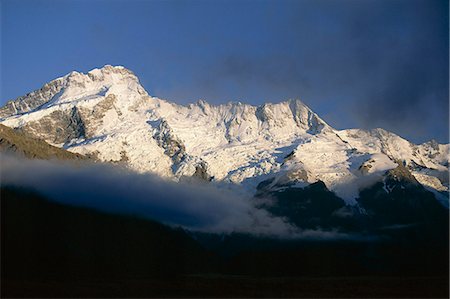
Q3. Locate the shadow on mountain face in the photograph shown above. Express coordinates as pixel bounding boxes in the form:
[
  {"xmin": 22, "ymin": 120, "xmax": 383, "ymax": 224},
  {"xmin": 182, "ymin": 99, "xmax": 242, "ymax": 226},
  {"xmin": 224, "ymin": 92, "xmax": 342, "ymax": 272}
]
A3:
[
  {"xmin": 358, "ymin": 178, "xmax": 449, "ymax": 230},
  {"xmin": 247, "ymin": 175, "xmax": 449, "ymax": 280},
  {"xmin": 255, "ymin": 170, "xmax": 448, "ymax": 235},
  {"xmin": 256, "ymin": 181, "xmax": 348, "ymax": 230},
  {"xmin": 0, "ymin": 124, "xmax": 87, "ymax": 160}
]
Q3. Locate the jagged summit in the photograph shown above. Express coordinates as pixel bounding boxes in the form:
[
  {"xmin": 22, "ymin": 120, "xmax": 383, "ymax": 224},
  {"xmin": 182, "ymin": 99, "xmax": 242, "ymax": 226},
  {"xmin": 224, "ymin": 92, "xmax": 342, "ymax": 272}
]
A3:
[
  {"xmin": 63, "ymin": 65, "xmax": 138, "ymax": 81},
  {"xmin": 1, "ymin": 66, "xmax": 448, "ymax": 203},
  {"xmin": 85, "ymin": 65, "xmax": 140, "ymax": 82},
  {"xmin": 0, "ymin": 65, "xmax": 144, "ymax": 119}
]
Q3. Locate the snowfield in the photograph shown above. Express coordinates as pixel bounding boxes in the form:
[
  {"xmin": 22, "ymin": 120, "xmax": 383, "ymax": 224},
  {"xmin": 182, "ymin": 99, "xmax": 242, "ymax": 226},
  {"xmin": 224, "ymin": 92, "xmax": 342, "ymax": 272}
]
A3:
[{"xmin": 1, "ymin": 65, "xmax": 448, "ymax": 204}]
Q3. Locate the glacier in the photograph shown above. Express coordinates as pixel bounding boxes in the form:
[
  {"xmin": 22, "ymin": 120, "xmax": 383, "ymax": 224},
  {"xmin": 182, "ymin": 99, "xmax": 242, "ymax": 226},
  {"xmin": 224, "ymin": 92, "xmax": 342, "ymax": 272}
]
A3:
[{"xmin": 1, "ymin": 65, "xmax": 448, "ymax": 204}]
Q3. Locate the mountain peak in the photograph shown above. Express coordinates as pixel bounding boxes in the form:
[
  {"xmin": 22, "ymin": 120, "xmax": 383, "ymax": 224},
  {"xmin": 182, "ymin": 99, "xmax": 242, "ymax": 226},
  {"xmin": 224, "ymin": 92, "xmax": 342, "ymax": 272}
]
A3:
[
  {"xmin": 0, "ymin": 66, "xmax": 448, "ymax": 200},
  {"xmin": 86, "ymin": 65, "xmax": 138, "ymax": 81},
  {"xmin": 0, "ymin": 65, "xmax": 144, "ymax": 119},
  {"xmin": 82, "ymin": 66, "xmax": 136, "ymax": 86}
]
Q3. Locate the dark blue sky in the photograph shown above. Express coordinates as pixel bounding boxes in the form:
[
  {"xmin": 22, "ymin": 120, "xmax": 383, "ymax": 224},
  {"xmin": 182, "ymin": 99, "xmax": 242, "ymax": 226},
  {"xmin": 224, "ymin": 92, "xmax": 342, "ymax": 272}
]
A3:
[{"xmin": 1, "ymin": 0, "xmax": 448, "ymax": 143}]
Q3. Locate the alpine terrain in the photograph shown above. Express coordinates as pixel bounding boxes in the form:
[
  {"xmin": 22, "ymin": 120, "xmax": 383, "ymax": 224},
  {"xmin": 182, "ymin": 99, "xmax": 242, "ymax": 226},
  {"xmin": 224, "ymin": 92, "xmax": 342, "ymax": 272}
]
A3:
[
  {"xmin": 2, "ymin": 65, "xmax": 449, "ymax": 298},
  {"xmin": 1, "ymin": 65, "xmax": 448, "ymax": 205}
]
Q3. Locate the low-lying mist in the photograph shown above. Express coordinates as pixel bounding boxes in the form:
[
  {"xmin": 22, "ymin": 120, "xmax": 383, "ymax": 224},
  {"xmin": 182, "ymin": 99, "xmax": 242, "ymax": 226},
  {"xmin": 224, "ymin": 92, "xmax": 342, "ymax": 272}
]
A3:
[{"xmin": 1, "ymin": 154, "xmax": 318, "ymax": 237}]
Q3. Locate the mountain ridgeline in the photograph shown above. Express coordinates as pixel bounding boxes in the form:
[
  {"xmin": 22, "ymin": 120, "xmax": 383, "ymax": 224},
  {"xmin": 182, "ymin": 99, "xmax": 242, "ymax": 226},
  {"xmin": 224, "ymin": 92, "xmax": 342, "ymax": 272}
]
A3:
[
  {"xmin": 0, "ymin": 65, "xmax": 448, "ymax": 230},
  {"xmin": 0, "ymin": 65, "xmax": 447, "ymax": 201},
  {"xmin": 0, "ymin": 124, "xmax": 87, "ymax": 160},
  {"xmin": 1, "ymin": 65, "xmax": 448, "ymax": 297}
]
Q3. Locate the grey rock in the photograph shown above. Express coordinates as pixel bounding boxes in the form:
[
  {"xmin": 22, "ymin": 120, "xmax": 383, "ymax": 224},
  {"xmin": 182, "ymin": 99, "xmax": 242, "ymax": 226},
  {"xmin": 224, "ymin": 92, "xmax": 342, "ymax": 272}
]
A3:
[{"xmin": 20, "ymin": 106, "xmax": 86, "ymax": 144}]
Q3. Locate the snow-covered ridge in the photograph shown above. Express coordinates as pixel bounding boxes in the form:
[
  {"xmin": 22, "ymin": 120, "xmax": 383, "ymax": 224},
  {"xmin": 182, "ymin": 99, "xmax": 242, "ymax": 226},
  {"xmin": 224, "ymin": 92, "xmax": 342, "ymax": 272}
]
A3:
[{"xmin": 1, "ymin": 65, "xmax": 448, "ymax": 203}]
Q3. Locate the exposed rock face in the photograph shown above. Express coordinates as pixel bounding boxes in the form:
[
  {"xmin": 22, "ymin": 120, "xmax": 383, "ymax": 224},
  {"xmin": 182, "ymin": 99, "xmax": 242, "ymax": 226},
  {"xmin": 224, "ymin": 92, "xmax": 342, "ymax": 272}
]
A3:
[
  {"xmin": 150, "ymin": 118, "xmax": 212, "ymax": 179},
  {"xmin": 257, "ymin": 181, "xmax": 347, "ymax": 229},
  {"xmin": 256, "ymin": 168, "xmax": 309, "ymax": 195},
  {"xmin": 358, "ymin": 175, "xmax": 447, "ymax": 228},
  {"xmin": 151, "ymin": 119, "xmax": 187, "ymax": 164},
  {"xmin": 78, "ymin": 94, "xmax": 119, "ymax": 138},
  {"xmin": 0, "ymin": 124, "xmax": 86, "ymax": 160},
  {"xmin": 0, "ymin": 65, "xmax": 447, "ymax": 201},
  {"xmin": 193, "ymin": 162, "xmax": 213, "ymax": 181},
  {"xmin": 288, "ymin": 99, "xmax": 326, "ymax": 134},
  {"xmin": 0, "ymin": 78, "xmax": 66, "ymax": 118},
  {"xmin": 20, "ymin": 106, "xmax": 86, "ymax": 144},
  {"xmin": 386, "ymin": 160, "xmax": 420, "ymax": 188}
]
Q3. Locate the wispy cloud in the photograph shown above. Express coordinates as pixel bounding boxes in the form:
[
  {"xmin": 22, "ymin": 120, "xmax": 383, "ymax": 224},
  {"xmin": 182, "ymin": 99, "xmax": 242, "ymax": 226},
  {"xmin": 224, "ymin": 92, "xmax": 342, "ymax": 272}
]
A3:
[{"xmin": 2, "ymin": 154, "xmax": 307, "ymax": 237}]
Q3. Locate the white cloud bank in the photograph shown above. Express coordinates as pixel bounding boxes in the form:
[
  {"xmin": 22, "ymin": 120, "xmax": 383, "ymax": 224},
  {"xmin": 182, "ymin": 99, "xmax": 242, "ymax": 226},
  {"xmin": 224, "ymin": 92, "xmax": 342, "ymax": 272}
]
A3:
[{"xmin": 1, "ymin": 154, "xmax": 306, "ymax": 237}]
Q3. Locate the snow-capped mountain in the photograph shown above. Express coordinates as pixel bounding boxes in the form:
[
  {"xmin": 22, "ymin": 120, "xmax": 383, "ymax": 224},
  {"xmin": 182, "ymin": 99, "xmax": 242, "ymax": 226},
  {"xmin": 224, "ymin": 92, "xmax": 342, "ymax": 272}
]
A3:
[{"xmin": 1, "ymin": 65, "xmax": 448, "ymax": 204}]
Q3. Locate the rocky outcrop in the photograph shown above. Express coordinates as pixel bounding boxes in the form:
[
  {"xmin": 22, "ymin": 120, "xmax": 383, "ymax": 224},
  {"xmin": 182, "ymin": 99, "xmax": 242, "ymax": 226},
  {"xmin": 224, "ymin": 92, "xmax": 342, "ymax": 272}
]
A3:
[
  {"xmin": 78, "ymin": 94, "xmax": 120, "ymax": 138},
  {"xmin": 192, "ymin": 162, "xmax": 213, "ymax": 181},
  {"xmin": 152, "ymin": 119, "xmax": 187, "ymax": 164},
  {"xmin": 0, "ymin": 124, "xmax": 86, "ymax": 160},
  {"xmin": 0, "ymin": 78, "xmax": 66, "ymax": 118},
  {"xmin": 257, "ymin": 181, "xmax": 347, "ymax": 229},
  {"xmin": 150, "ymin": 119, "xmax": 212, "ymax": 179},
  {"xmin": 20, "ymin": 106, "xmax": 86, "ymax": 144},
  {"xmin": 288, "ymin": 99, "xmax": 326, "ymax": 134},
  {"xmin": 0, "ymin": 65, "xmax": 447, "ymax": 196},
  {"xmin": 385, "ymin": 160, "xmax": 420, "ymax": 188}
]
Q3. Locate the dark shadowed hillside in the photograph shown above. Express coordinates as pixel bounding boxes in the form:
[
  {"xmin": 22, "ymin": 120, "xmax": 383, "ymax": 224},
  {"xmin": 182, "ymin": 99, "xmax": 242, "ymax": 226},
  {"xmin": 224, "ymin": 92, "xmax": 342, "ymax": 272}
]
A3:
[
  {"xmin": 0, "ymin": 124, "xmax": 87, "ymax": 160},
  {"xmin": 2, "ymin": 186, "xmax": 448, "ymax": 298},
  {"xmin": 1, "ymin": 187, "xmax": 216, "ymax": 280}
]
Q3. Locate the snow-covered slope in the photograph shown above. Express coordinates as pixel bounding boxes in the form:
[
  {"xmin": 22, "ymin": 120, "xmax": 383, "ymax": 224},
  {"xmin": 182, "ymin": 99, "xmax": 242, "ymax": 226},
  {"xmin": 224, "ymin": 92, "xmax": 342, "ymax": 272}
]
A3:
[{"xmin": 1, "ymin": 65, "xmax": 448, "ymax": 203}]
